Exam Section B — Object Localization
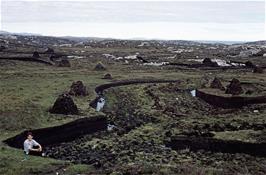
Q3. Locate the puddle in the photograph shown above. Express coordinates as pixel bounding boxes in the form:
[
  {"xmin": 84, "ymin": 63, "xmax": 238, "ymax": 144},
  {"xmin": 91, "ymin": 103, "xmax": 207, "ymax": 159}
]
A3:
[
  {"xmin": 190, "ymin": 89, "xmax": 196, "ymax": 97},
  {"xmin": 143, "ymin": 62, "xmax": 169, "ymax": 66},
  {"xmin": 96, "ymin": 97, "xmax": 105, "ymax": 112},
  {"xmin": 107, "ymin": 124, "xmax": 115, "ymax": 131},
  {"xmin": 67, "ymin": 55, "xmax": 84, "ymax": 59},
  {"xmin": 188, "ymin": 59, "xmax": 245, "ymax": 67}
]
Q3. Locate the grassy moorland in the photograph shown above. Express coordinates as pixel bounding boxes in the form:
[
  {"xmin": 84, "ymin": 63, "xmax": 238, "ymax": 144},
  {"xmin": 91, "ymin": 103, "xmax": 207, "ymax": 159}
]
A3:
[{"xmin": 1, "ymin": 40, "xmax": 266, "ymax": 174}]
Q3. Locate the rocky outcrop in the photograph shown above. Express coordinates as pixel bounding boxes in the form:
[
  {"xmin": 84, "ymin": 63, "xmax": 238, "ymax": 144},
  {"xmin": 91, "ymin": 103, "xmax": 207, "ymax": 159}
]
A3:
[
  {"xmin": 49, "ymin": 94, "xmax": 78, "ymax": 115},
  {"xmin": 69, "ymin": 81, "xmax": 88, "ymax": 96}
]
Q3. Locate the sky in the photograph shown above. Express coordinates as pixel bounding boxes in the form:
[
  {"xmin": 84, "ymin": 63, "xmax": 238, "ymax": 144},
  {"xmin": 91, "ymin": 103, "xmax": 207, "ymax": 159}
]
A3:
[{"xmin": 1, "ymin": 0, "xmax": 265, "ymax": 41}]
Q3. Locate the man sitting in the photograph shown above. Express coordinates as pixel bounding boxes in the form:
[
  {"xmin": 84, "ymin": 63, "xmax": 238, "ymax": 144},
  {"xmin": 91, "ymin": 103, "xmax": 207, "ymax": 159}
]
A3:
[{"xmin": 23, "ymin": 132, "xmax": 44, "ymax": 156}]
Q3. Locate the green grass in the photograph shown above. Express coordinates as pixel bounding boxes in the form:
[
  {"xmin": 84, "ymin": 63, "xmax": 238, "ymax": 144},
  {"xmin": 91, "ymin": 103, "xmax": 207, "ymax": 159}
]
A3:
[
  {"xmin": 0, "ymin": 143, "xmax": 94, "ymax": 175},
  {"xmin": 1, "ymin": 53, "xmax": 266, "ymax": 174},
  {"xmin": 214, "ymin": 130, "xmax": 261, "ymax": 143}
]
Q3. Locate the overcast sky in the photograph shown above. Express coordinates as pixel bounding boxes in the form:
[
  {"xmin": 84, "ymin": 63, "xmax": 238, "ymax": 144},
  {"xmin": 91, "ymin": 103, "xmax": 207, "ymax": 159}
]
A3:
[{"xmin": 1, "ymin": 0, "xmax": 265, "ymax": 41}]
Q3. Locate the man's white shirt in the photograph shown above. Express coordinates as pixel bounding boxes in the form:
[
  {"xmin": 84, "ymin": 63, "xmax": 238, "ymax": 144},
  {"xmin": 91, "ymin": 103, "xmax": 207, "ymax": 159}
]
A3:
[{"xmin": 24, "ymin": 139, "xmax": 40, "ymax": 154}]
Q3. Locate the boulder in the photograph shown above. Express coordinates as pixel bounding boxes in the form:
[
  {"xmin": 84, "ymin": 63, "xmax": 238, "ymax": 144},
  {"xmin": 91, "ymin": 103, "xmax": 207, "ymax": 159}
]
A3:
[
  {"xmin": 49, "ymin": 94, "xmax": 78, "ymax": 115},
  {"xmin": 94, "ymin": 62, "xmax": 106, "ymax": 71},
  {"xmin": 69, "ymin": 81, "xmax": 88, "ymax": 96},
  {"xmin": 103, "ymin": 73, "xmax": 112, "ymax": 79},
  {"xmin": 202, "ymin": 58, "xmax": 219, "ymax": 67},
  {"xmin": 32, "ymin": 51, "xmax": 40, "ymax": 58},
  {"xmin": 210, "ymin": 77, "xmax": 225, "ymax": 90},
  {"xmin": 225, "ymin": 78, "xmax": 243, "ymax": 95}
]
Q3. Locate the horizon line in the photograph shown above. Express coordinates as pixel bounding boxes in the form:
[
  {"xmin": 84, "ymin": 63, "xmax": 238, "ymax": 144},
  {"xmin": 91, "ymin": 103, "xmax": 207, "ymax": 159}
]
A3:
[{"xmin": 0, "ymin": 30, "xmax": 262, "ymax": 43}]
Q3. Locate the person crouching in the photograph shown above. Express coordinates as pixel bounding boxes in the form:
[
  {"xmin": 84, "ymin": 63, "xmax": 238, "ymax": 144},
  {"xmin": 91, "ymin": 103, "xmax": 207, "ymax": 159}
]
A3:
[{"xmin": 24, "ymin": 132, "xmax": 44, "ymax": 157}]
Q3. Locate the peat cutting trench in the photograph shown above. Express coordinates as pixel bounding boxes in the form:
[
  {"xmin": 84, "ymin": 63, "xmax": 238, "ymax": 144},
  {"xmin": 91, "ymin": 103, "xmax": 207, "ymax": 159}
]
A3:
[
  {"xmin": 0, "ymin": 56, "xmax": 53, "ymax": 65},
  {"xmin": 196, "ymin": 89, "xmax": 266, "ymax": 108},
  {"xmin": 4, "ymin": 116, "xmax": 108, "ymax": 149},
  {"xmin": 166, "ymin": 136, "xmax": 266, "ymax": 157},
  {"xmin": 4, "ymin": 79, "xmax": 180, "ymax": 151},
  {"xmin": 4, "ymin": 79, "xmax": 266, "ymax": 163}
]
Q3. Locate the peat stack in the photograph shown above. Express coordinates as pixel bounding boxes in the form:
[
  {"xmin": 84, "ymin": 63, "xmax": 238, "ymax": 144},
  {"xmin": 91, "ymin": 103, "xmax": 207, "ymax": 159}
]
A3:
[
  {"xmin": 32, "ymin": 51, "xmax": 40, "ymax": 58},
  {"xmin": 94, "ymin": 62, "xmax": 106, "ymax": 71},
  {"xmin": 245, "ymin": 61, "xmax": 256, "ymax": 68},
  {"xmin": 50, "ymin": 53, "xmax": 65, "ymax": 61},
  {"xmin": 210, "ymin": 77, "xmax": 225, "ymax": 90},
  {"xmin": 225, "ymin": 78, "xmax": 243, "ymax": 95},
  {"xmin": 57, "ymin": 59, "xmax": 71, "ymax": 67},
  {"xmin": 44, "ymin": 47, "xmax": 55, "ymax": 54},
  {"xmin": 103, "ymin": 73, "xmax": 112, "ymax": 79},
  {"xmin": 136, "ymin": 55, "xmax": 149, "ymax": 63},
  {"xmin": 49, "ymin": 94, "xmax": 78, "ymax": 115},
  {"xmin": 202, "ymin": 58, "xmax": 219, "ymax": 67},
  {"xmin": 253, "ymin": 67, "xmax": 264, "ymax": 73},
  {"xmin": 69, "ymin": 81, "xmax": 88, "ymax": 96}
]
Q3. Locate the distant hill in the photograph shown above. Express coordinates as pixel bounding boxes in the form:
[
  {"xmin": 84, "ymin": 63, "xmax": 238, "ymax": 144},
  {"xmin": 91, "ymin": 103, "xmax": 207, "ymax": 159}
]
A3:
[
  {"xmin": 0, "ymin": 30, "xmax": 263, "ymax": 46},
  {"xmin": 242, "ymin": 40, "xmax": 266, "ymax": 45}
]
